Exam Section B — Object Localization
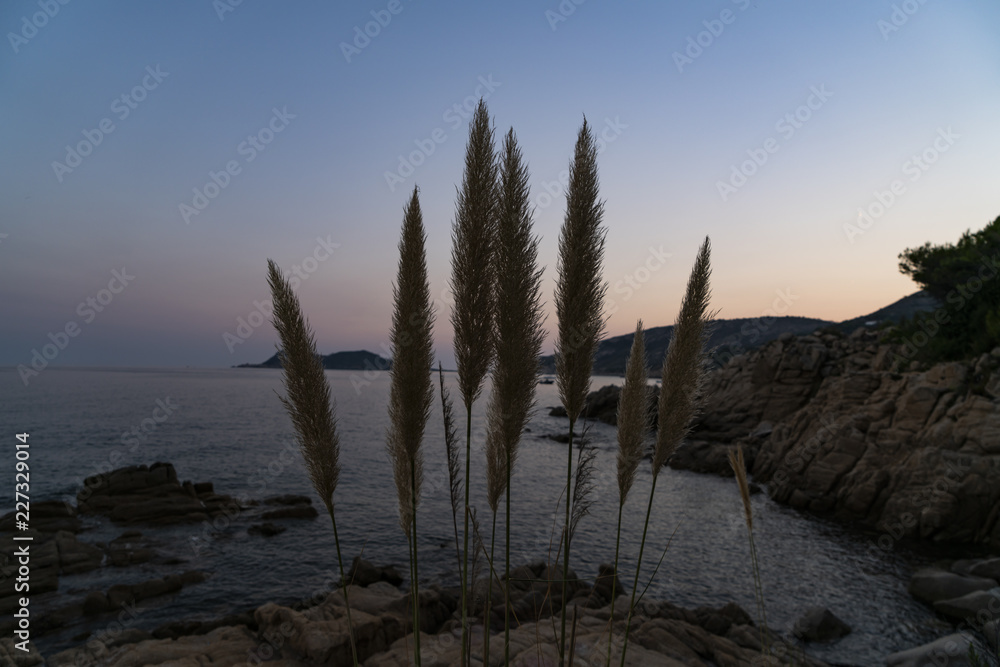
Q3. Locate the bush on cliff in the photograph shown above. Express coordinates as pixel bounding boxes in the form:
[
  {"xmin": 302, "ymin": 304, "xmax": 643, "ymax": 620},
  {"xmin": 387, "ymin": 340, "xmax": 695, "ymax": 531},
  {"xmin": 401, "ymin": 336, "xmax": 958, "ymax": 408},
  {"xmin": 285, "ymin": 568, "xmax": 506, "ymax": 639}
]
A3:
[{"xmin": 893, "ymin": 215, "xmax": 1000, "ymax": 363}]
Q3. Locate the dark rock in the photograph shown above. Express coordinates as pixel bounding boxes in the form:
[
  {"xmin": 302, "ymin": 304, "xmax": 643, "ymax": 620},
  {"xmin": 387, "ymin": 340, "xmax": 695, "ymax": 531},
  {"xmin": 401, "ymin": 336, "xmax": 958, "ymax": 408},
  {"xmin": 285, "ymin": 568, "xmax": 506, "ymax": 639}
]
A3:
[
  {"xmin": 105, "ymin": 571, "xmax": 206, "ymax": 609},
  {"xmin": 347, "ymin": 557, "xmax": 403, "ymax": 587},
  {"xmin": 248, "ymin": 522, "xmax": 286, "ymax": 537},
  {"xmin": 76, "ymin": 462, "xmax": 236, "ymax": 526},
  {"xmin": 263, "ymin": 494, "xmax": 313, "ymax": 506},
  {"xmin": 82, "ymin": 591, "xmax": 109, "ymax": 615},
  {"xmin": 886, "ymin": 633, "xmax": 973, "ymax": 666},
  {"xmin": 179, "ymin": 570, "xmax": 208, "ymax": 586},
  {"xmin": 151, "ymin": 610, "xmax": 257, "ymax": 640},
  {"xmin": 55, "ymin": 531, "xmax": 104, "ymax": 574},
  {"xmin": 0, "ymin": 500, "xmax": 79, "ymax": 533},
  {"xmin": 969, "ymin": 558, "xmax": 1000, "ymax": 583},
  {"xmin": 909, "ymin": 569, "xmax": 996, "ymax": 604},
  {"xmin": 792, "ymin": 606, "xmax": 851, "ymax": 642},
  {"xmin": 107, "ymin": 531, "xmax": 155, "ymax": 567},
  {"xmin": 591, "ymin": 563, "xmax": 625, "ymax": 607},
  {"xmin": 933, "ymin": 589, "xmax": 1000, "ymax": 623},
  {"xmin": 261, "ymin": 505, "xmax": 318, "ymax": 520}
]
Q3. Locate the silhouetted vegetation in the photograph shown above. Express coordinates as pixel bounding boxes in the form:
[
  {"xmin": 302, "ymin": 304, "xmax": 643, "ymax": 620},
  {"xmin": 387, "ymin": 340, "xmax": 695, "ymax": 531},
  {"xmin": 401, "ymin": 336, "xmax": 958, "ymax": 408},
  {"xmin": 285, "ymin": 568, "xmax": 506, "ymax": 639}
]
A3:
[{"xmin": 891, "ymin": 215, "xmax": 1000, "ymax": 363}]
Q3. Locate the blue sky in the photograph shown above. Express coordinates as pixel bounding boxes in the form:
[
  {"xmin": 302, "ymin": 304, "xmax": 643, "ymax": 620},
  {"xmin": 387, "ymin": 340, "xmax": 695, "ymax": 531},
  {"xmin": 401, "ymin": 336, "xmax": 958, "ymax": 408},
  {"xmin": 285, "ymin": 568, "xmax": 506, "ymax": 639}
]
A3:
[{"xmin": 2, "ymin": 0, "xmax": 999, "ymax": 373}]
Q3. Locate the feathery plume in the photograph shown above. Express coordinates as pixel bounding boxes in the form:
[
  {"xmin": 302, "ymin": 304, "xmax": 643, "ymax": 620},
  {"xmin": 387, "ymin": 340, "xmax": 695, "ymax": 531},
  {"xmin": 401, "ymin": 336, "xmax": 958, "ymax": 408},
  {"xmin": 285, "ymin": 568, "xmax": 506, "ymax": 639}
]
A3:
[
  {"xmin": 387, "ymin": 187, "xmax": 435, "ymax": 533},
  {"xmin": 387, "ymin": 187, "xmax": 435, "ymax": 667},
  {"xmin": 606, "ymin": 320, "xmax": 648, "ymax": 667},
  {"xmin": 555, "ymin": 117, "xmax": 607, "ymax": 667},
  {"xmin": 485, "ymin": 128, "xmax": 545, "ymax": 512},
  {"xmin": 620, "ymin": 238, "xmax": 713, "ymax": 667},
  {"xmin": 267, "ymin": 260, "xmax": 340, "ymax": 516},
  {"xmin": 450, "ymin": 98, "xmax": 498, "ymax": 667},
  {"xmin": 653, "ymin": 237, "xmax": 712, "ymax": 475},
  {"xmin": 483, "ymin": 126, "xmax": 544, "ymax": 667},
  {"xmin": 266, "ymin": 258, "xmax": 357, "ymax": 666},
  {"xmin": 555, "ymin": 117, "xmax": 607, "ymax": 422},
  {"xmin": 616, "ymin": 321, "xmax": 649, "ymax": 504},
  {"xmin": 451, "ymin": 98, "xmax": 498, "ymax": 407}
]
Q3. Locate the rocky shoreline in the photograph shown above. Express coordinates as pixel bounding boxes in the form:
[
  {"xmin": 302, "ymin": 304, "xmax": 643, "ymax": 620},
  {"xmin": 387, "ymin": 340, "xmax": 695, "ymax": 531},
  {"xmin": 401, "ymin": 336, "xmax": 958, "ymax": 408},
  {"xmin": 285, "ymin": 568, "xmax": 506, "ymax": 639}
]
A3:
[
  {"xmin": 6, "ymin": 327, "xmax": 1000, "ymax": 665},
  {"xmin": 544, "ymin": 326, "xmax": 1000, "ymax": 664},
  {"xmin": 554, "ymin": 327, "xmax": 1000, "ymax": 550},
  {"xmin": 1, "ymin": 463, "xmax": 845, "ymax": 666}
]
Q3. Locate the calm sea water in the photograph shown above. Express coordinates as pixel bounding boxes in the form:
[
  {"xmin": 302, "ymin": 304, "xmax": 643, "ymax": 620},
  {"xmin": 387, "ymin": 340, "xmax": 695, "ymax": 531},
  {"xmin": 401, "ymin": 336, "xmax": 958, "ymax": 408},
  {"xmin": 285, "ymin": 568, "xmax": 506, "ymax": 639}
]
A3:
[{"xmin": 1, "ymin": 367, "xmax": 958, "ymax": 664}]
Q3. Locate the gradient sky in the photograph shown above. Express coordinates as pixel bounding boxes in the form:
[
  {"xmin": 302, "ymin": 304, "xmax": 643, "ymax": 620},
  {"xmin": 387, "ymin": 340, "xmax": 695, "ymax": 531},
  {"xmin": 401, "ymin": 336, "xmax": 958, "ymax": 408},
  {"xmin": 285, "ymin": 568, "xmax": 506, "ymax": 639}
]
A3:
[{"xmin": 2, "ymin": 0, "xmax": 999, "ymax": 371}]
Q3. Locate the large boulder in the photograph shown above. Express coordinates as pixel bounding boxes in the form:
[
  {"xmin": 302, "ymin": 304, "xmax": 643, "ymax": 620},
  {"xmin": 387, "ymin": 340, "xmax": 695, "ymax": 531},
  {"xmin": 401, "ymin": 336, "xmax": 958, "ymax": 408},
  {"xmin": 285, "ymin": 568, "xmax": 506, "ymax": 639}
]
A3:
[
  {"xmin": 933, "ymin": 589, "xmax": 1000, "ymax": 623},
  {"xmin": 886, "ymin": 633, "xmax": 974, "ymax": 666},
  {"xmin": 791, "ymin": 606, "xmax": 851, "ymax": 642},
  {"xmin": 48, "ymin": 625, "xmax": 258, "ymax": 667},
  {"xmin": 347, "ymin": 557, "xmax": 404, "ymax": 588},
  {"xmin": 0, "ymin": 500, "xmax": 79, "ymax": 533},
  {"xmin": 908, "ymin": 569, "xmax": 996, "ymax": 604},
  {"xmin": 657, "ymin": 327, "xmax": 1000, "ymax": 548},
  {"xmin": 76, "ymin": 462, "xmax": 248, "ymax": 526}
]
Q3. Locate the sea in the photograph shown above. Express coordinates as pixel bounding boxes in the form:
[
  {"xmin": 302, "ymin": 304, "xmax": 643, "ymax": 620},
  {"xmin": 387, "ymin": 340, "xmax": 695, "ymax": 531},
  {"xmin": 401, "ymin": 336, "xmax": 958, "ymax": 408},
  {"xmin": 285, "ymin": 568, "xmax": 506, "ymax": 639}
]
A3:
[{"xmin": 0, "ymin": 366, "xmax": 967, "ymax": 665}]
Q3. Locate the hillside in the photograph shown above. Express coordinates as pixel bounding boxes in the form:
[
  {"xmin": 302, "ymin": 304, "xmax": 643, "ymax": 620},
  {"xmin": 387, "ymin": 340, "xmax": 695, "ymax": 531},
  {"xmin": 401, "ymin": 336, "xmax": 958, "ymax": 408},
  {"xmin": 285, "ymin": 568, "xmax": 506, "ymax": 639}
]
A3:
[
  {"xmin": 833, "ymin": 289, "xmax": 939, "ymax": 333},
  {"xmin": 238, "ymin": 292, "xmax": 937, "ymax": 376},
  {"xmin": 235, "ymin": 349, "xmax": 391, "ymax": 371},
  {"xmin": 538, "ymin": 290, "xmax": 936, "ymax": 376}
]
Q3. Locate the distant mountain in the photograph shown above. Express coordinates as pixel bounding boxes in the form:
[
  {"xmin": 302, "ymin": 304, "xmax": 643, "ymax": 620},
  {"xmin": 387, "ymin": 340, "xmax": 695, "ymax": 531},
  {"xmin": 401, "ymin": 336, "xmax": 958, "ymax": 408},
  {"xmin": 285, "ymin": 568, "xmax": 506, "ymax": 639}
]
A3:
[
  {"xmin": 833, "ymin": 290, "xmax": 939, "ymax": 333},
  {"xmin": 539, "ymin": 316, "xmax": 832, "ymax": 377},
  {"xmin": 235, "ymin": 349, "xmax": 391, "ymax": 371},
  {"xmin": 538, "ymin": 290, "xmax": 936, "ymax": 377},
  {"xmin": 237, "ymin": 292, "xmax": 937, "ymax": 377}
]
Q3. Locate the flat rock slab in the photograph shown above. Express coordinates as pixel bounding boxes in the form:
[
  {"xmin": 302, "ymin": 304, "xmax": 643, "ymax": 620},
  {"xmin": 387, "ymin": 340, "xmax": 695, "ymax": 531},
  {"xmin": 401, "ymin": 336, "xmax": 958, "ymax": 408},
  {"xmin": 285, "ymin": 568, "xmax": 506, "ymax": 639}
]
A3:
[
  {"xmin": 933, "ymin": 588, "xmax": 1000, "ymax": 623},
  {"xmin": 886, "ymin": 633, "xmax": 974, "ymax": 667},
  {"xmin": 908, "ymin": 569, "xmax": 996, "ymax": 604}
]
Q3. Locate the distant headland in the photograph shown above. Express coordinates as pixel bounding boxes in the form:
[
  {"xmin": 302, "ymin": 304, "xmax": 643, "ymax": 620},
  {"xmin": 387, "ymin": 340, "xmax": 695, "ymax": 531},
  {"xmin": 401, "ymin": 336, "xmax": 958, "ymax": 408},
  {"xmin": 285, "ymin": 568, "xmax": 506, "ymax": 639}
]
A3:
[{"xmin": 234, "ymin": 349, "xmax": 391, "ymax": 370}]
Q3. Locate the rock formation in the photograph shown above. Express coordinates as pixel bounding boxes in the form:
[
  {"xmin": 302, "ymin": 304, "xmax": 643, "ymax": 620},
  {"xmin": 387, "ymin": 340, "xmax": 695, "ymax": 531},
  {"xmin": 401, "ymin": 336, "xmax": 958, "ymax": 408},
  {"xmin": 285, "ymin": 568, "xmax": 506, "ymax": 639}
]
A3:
[{"xmin": 554, "ymin": 327, "xmax": 1000, "ymax": 549}]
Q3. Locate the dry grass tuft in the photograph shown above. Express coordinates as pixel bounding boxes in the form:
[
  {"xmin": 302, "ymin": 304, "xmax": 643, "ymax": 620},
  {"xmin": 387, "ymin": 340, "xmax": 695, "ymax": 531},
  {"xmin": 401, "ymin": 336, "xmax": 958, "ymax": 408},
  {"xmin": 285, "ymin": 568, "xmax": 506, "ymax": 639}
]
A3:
[
  {"xmin": 653, "ymin": 237, "xmax": 713, "ymax": 476},
  {"xmin": 266, "ymin": 259, "xmax": 340, "ymax": 516},
  {"xmin": 485, "ymin": 127, "xmax": 545, "ymax": 513},
  {"xmin": 616, "ymin": 320, "xmax": 650, "ymax": 504},
  {"xmin": 450, "ymin": 99, "xmax": 498, "ymax": 408},
  {"xmin": 387, "ymin": 187, "xmax": 435, "ymax": 535},
  {"xmin": 555, "ymin": 117, "xmax": 607, "ymax": 423}
]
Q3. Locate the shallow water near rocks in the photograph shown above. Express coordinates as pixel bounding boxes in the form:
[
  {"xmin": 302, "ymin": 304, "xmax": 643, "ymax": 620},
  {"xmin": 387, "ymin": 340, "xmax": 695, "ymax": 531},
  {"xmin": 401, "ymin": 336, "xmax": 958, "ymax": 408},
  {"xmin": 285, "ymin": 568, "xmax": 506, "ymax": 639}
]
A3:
[{"xmin": 1, "ymin": 367, "xmax": 969, "ymax": 664}]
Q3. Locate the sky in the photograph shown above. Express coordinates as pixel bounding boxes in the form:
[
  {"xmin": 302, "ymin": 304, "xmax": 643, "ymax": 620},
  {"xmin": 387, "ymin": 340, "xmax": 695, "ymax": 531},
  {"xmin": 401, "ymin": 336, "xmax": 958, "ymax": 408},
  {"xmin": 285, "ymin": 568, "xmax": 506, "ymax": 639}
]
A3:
[{"xmin": 2, "ymin": 0, "xmax": 999, "ymax": 373}]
